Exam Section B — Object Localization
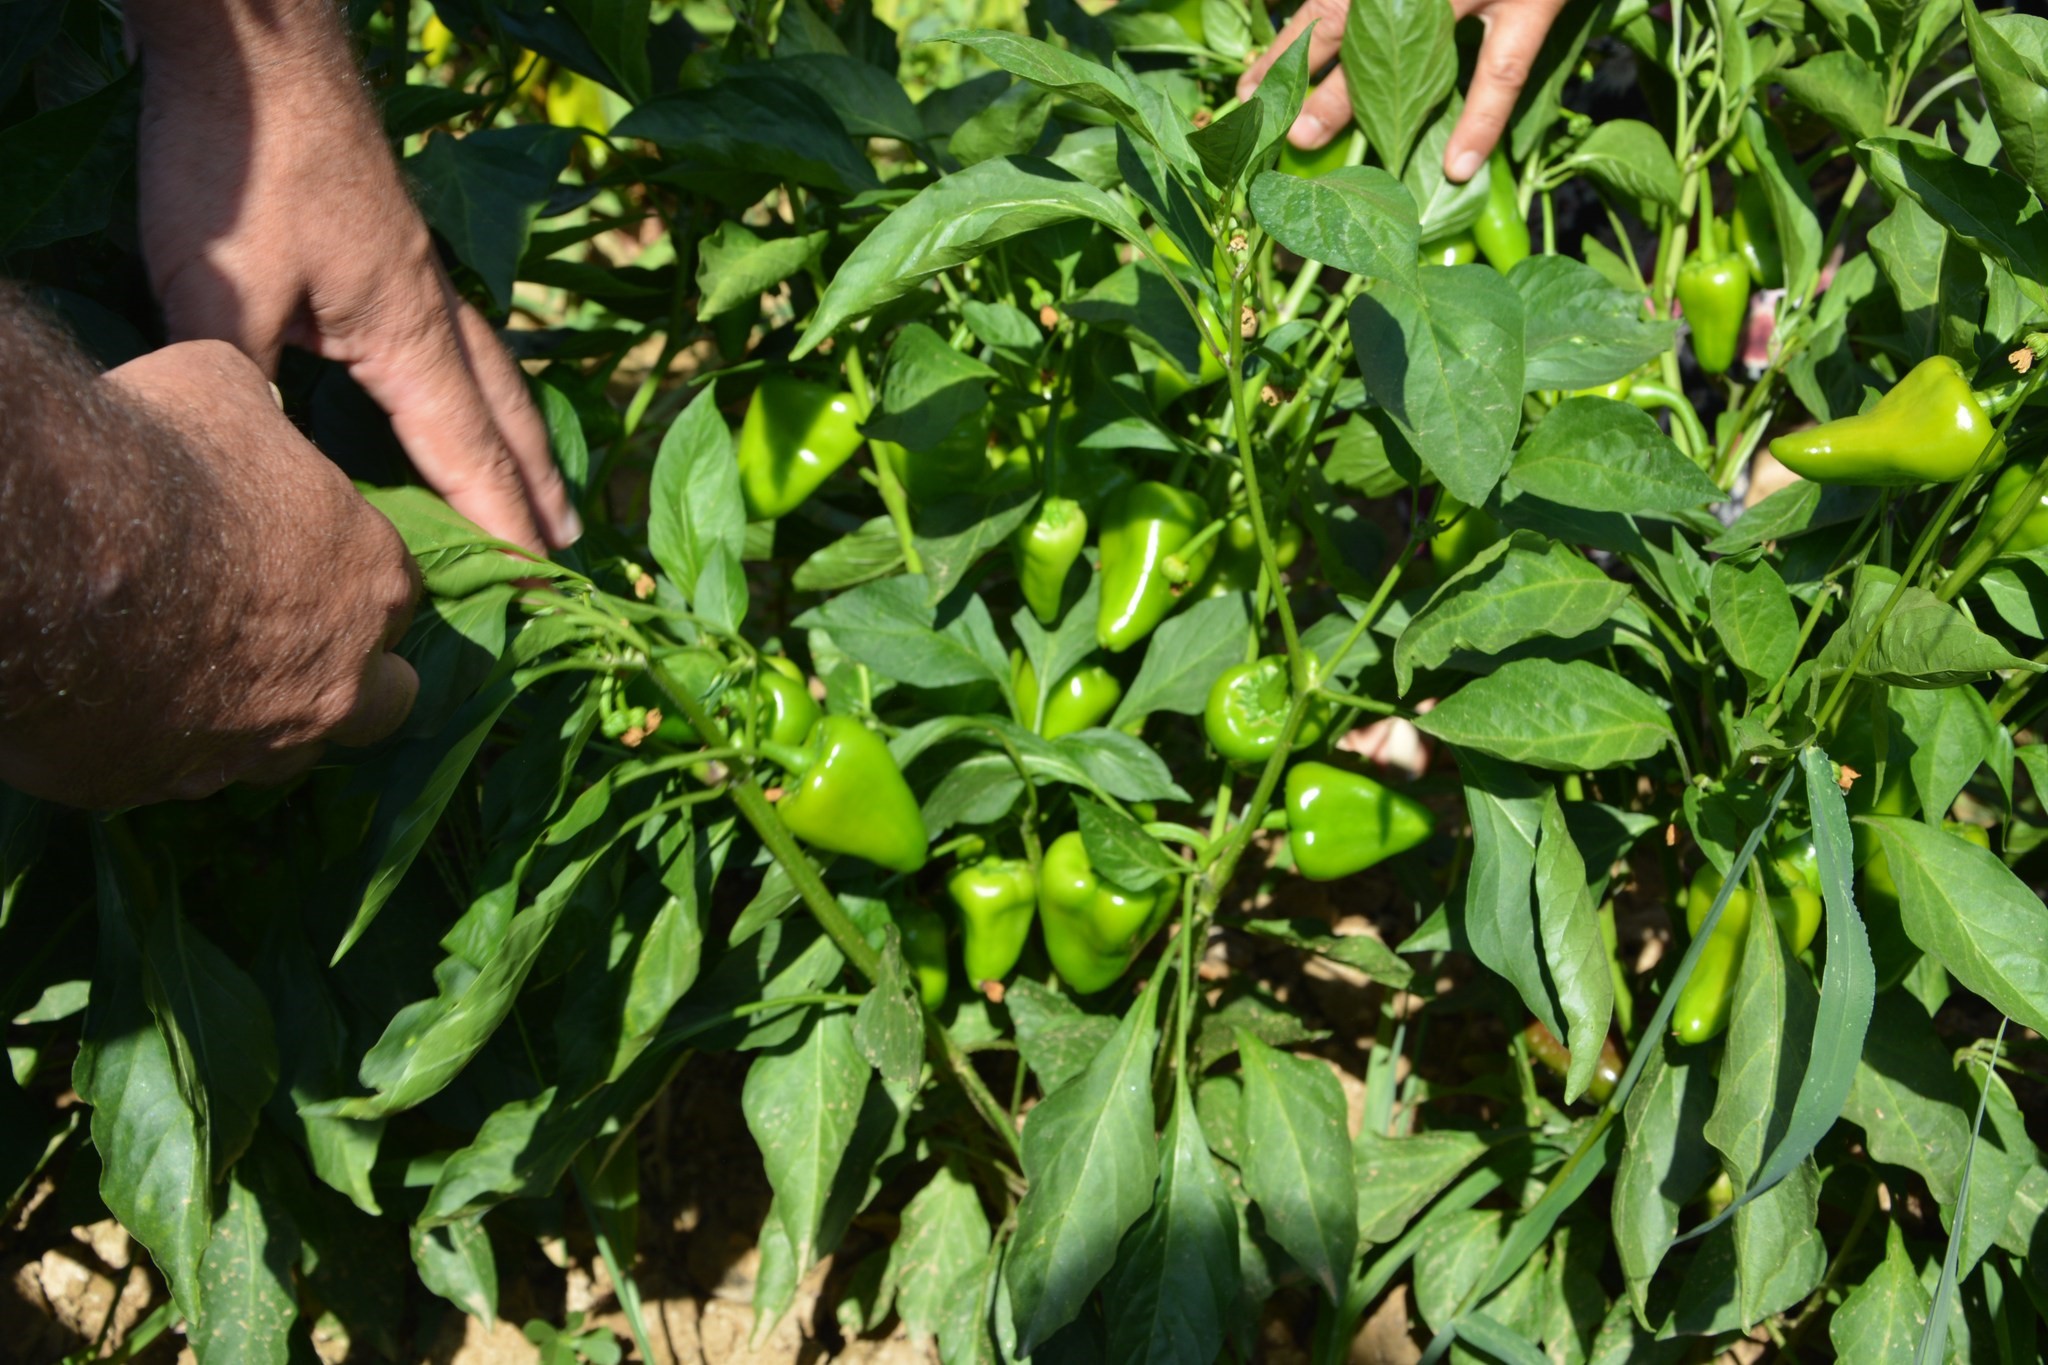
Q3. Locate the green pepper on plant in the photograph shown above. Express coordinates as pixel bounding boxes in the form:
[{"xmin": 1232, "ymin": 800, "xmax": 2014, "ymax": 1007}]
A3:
[
  {"xmin": 1769, "ymin": 356, "xmax": 1998, "ymax": 485},
  {"xmin": 1730, "ymin": 175, "xmax": 1783, "ymax": 290},
  {"xmin": 892, "ymin": 900, "xmax": 950, "ymax": 1011},
  {"xmin": 1961, "ymin": 459, "xmax": 2048, "ymax": 559},
  {"xmin": 1014, "ymin": 654, "xmax": 1124, "ymax": 740},
  {"xmin": 1671, "ymin": 857, "xmax": 1821, "ymax": 1044},
  {"xmin": 774, "ymin": 715, "xmax": 930, "ymax": 873},
  {"xmin": 1204, "ymin": 656, "xmax": 1330, "ymax": 763},
  {"xmin": 947, "ymin": 856, "xmax": 1038, "ymax": 987},
  {"xmin": 751, "ymin": 658, "xmax": 820, "ymax": 750},
  {"xmin": 1015, "ymin": 496, "xmax": 1088, "ymax": 625},
  {"xmin": 1097, "ymin": 481, "xmax": 1215, "ymax": 652},
  {"xmin": 1197, "ymin": 514, "xmax": 1302, "ymax": 599},
  {"xmin": 1421, "ymin": 231, "xmax": 1478, "ymax": 268},
  {"xmin": 1472, "ymin": 152, "xmax": 1530, "ymax": 274},
  {"xmin": 734, "ymin": 376, "xmax": 864, "ymax": 520},
  {"xmin": 1677, "ymin": 230, "xmax": 1750, "ymax": 375},
  {"xmin": 1284, "ymin": 763, "xmax": 1434, "ymax": 881},
  {"xmin": 1038, "ymin": 831, "xmax": 1177, "ymax": 994}
]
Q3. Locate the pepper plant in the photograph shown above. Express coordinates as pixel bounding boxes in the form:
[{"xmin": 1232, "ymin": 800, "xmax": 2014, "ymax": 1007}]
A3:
[{"xmin": 7, "ymin": 0, "xmax": 2048, "ymax": 1361}]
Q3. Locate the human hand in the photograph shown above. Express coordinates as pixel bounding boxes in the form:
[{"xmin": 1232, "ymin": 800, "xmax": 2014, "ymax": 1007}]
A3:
[
  {"xmin": 1237, "ymin": 0, "xmax": 1571, "ymax": 182},
  {"xmin": 0, "ymin": 342, "xmax": 420, "ymax": 808},
  {"xmin": 128, "ymin": 0, "xmax": 578, "ymax": 553}
]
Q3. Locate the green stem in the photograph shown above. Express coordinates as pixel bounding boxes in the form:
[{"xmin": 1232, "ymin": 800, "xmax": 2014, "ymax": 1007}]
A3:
[{"xmin": 1227, "ymin": 256, "xmax": 1305, "ymax": 678}]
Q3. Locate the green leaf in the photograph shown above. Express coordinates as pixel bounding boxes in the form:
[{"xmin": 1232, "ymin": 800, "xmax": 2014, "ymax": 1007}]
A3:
[
  {"xmin": 1350, "ymin": 264, "xmax": 1526, "ymax": 507},
  {"xmin": 1005, "ymin": 979, "xmax": 1118, "ymax": 1093},
  {"xmin": 616, "ymin": 70, "xmax": 879, "ymax": 194},
  {"xmin": 869, "ymin": 322, "xmax": 999, "ymax": 450},
  {"xmin": 1891, "ymin": 684, "xmax": 1998, "ymax": 825},
  {"xmin": 773, "ymin": 53, "xmax": 925, "ymax": 143},
  {"xmin": 648, "ymin": 383, "xmax": 745, "ymax": 606},
  {"xmin": 1613, "ymin": 1041, "xmax": 1718, "ymax": 1316},
  {"xmin": 1858, "ymin": 816, "xmax": 2048, "ymax": 1036},
  {"xmin": 1248, "ymin": 166, "xmax": 1421, "ymax": 282},
  {"xmin": 1816, "ymin": 568, "xmax": 2042, "ymax": 688},
  {"xmin": 854, "ymin": 931, "xmax": 925, "ymax": 1090},
  {"xmin": 1234, "ymin": 1031, "xmax": 1358, "ymax": 1300},
  {"xmin": 1710, "ymin": 558, "xmax": 1800, "ymax": 697},
  {"xmin": 797, "ymin": 156, "xmax": 1145, "ymax": 355},
  {"xmin": 694, "ymin": 222, "xmax": 826, "ymax": 320},
  {"xmin": 1353, "ymin": 1128, "xmax": 1488, "ymax": 1246},
  {"xmin": 1776, "ymin": 51, "xmax": 1889, "ymax": 142},
  {"xmin": 1394, "ymin": 532, "xmax": 1630, "ymax": 693},
  {"xmin": 1455, "ymin": 752, "xmax": 1558, "ymax": 1041},
  {"xmin": 1743, "ymin": 108, "xmax": 1827, "ymax": 307},
  {"xmin": 793, "ymin": 518, "xmax": 903, "ymax": 593},
  {"xmin": 943, "ymin": 30, "xmax": 1196, "ymax": 175},
  {"xmin": 1534, "ymin": 790, "xmax": 1614, "ymax": 1103},
  {"xmin": 412, "ymin": 1218, "xmax": 498, "ymax": 1324},
  {"xmin": 74, "ymin": 845, "xmax": 210, "ymax": 1319},
  {"xmin": 1102, "ymin": 1079, "xmax": 1242, "ymax": 1363},
  {"xmin": 1234, "ymin": 919, "xmax": 1414, "ymax": 988},
  {"xmin": 1559, "ymin": 119, "xmax": 1681, "ymax": 210},
  {"xmin": 1512, "ymin": 257, "xmax": 1677, "ymax": 391},
  {"xmin": 1868, "ymin": 195, "xmax": 1984, "ymax": 366},
  {"xmin": 1109, "ymin": 594, "xmax": 1252, "ymax": 726},
  {"xmin": 912, "ymin": 488, "xmax": 1038, "ymax": 606},
  {"xmin": 889, "ymin": 1162, "xmax": 992, "ymax": 1340},
  {"xmin": 1829, "ymin": 1221, "xmax": 1931, "ymax": 1359},
  {"xmin": 1006, "ymin": 982, "xmax": 1162, "ymax": 1354},
  {"xmin": 1457, "ymin": 1310, "xmax": 1552, "ymax": 1365},
  {"xmin": 1861, "ymin": 136, "xmax": 2048, "ymax": 313},
  {"xmin": 793, "ymin": 576, "xmax": 1002, "ymax": 686},
  {"xmin": 1402, "ymin": 102, "xmax": 1492, "ymax": 239},
  {"xmin": 1337, "ymin": 0, "xmax": 1456, "ymax": 178},
  {"xmin": 0, "ymin": 72, "xmax": 138, "ymax": 253},
  {"xmin": 743, "ymin": 1012, "xmax": 871, "ymax": 1273},
  {"xmin": 409, "ymin": 126, "xmax": 577, "ymax": 309},
  {"xmin": 1075, "ymin": 795, "xmax": 1183, "ymax": 893},
  {"xmin": 1417, "ymin": 659, "xmax": 1674, "ymax": 771},
  {"xmin": 1507, "ymin": 398, "xmax": 1721, "ymax": 516},
  {"xmin": 194, "ymin": 1166, "xmax": 301, "ymax": 1365},
  {"xmin": 1964, "ymin": 0, "xmax": 2048, "ymax": 205}
]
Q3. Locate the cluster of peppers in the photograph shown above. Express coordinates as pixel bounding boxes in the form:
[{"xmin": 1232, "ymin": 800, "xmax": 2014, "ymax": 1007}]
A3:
[{"xmin": 1670, "ymin": 844, "xmax": 1823, "ymax": 1044}]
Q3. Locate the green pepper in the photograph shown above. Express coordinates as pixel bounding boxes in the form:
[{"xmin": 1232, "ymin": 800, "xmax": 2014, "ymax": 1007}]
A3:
[
  {"xmin": 1429, "ymin": 493, "xmax": 1500, "ymax": 581},
  {"xmin": 946, "ymin": 856, "xmax": 1038, "ymax": 987},
  {"xmin": 1961, "ymin": 460, "xmax": 2048, "ymax": 560},
  {"xmin": 735, "ymin": 377, "xmax": 864, "ymax": 520},
  {"xmin": 1038, "ymin": 831, "xmax": 1177, "ymax": 994},
  {"xmin": 1014, "ymin": 654, "xmax": 1124, "ymax": 740},
  {"xmin": 1146, "ymin": 300, "xmax": 1230, "ymax": 409},
  {"xmin": 776, "ymin": 716, "xmax": 929, "ymax": 873},
  {"xmin": 1097, "ymin": 481, "xmax": 1214, "ymax": 652},
  {"xmin": 1676, "ymin": 236, "xmax": 1750, "ymax": 375},
  {"xmin": 1197, "ymin": 514, "xmax": 1303, "ymax": 598},
  {"xmin": 1472, "ymin": 153, "xmax": 1530, "ymax": 274},
  {"xmin": 891, "ymin": 901, "xmax": 950, "ymax": 1011},
  {"xmin": 1204, "ymin": 656, "xmax": 1331, "ymax": 763},
  {"xmin": 1284, "ymin": 762, "xmax": 1434, "ymax": 881},
  {"xmin": 1421, "ymin": 231, "xmax": 1478, "ymax": 268},
  {"xmin": 751, "ymin": 658, "xmax": 820, "ymax": 750},
  {"xmin": 1730, "ymin": 176, "xmax": 1783, "ymax": 290},
  {"xmin": 1770, "ymin": 356, "xmax": 1998, "ymax": 486},
  {"xmin": 1522, "ymin": 1020, "xmax": 1624, "ymax": 1104},
  {"xmin": 1671, "ymin": 856, "xmax": 1821, "ymax": 1044},
  {"xmin": 1015, "ymin": 496, "xmax": 1088, "ymax": 625},
  {"xmin": 1279, "ymin": 135, "xmax": 1350, "ymax": 179}
]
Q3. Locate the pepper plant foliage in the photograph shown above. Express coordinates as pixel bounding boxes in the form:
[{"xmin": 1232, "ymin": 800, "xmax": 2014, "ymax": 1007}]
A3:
[{"xmin": 9, "ymin": 0, "xmax": 2048, "ymax": 1359}]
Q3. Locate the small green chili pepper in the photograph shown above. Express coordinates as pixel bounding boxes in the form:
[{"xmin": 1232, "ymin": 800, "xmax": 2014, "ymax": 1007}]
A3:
[
  {"xmin": 1421, "ymin": 231, "xmax": 1478, "ymax": 268},
  {"xmin": 1769, "ymin": 356, "xmax": 1999, "ymax": 486},
  {"xmin": 892, "ymin": 901, "xmax": 950, "ymax": 1011},
  {"xmin": 776, "ymin": 715, "xmax": 929, "ymax": 873},
  {"xmin": 1472, "ymin": 152, "xmax": 1530, "ymax": 274},
  {"xmin": 946, "ymin": 856, "xmax": 1038, "ymax": 987},
  {"xmin": 1677, "ymin": 234, "xmax": 1750, "ymax": 375},
  {"xmin": 1284, "ymin": 762, "xmax": 1434, "ymax": 881},
  {"xmin": 1730, "ymin": 175, "xmax": 1782, "ymax": 289},
  {"xmin": 734, "ymin": 376, "xmax": 864, "ymax": 520},
  {"xmin": 1097, "ymin": 481, "xmax": 1214, "ymax": 653},
  {"xmin": 1015, "ymin": 654, "xmax": 1124, "ymax": 740},
  {"xmin": 752, "ymin": 659, "xmax": 820, "ymax": 750},
  {"xmin": 1015, "ymin": 496, "xmax": 1088, "ymax": 625},
  {"xmin": 1203, "ymin": 656, "xmax": 1330, "ymax": 764},
  {"xmin": 1038, "ymin": 831, "xmax": 1177, "ymax": 994}
]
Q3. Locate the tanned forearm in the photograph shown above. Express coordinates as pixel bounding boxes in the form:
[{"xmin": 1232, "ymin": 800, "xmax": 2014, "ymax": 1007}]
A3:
[{"xmin": 0, "ymin": 285, "xmax": 225, "ymax": 729}]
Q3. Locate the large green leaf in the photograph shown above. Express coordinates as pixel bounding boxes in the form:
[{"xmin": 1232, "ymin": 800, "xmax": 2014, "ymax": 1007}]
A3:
[
  {"xmin": 617, "ymin": 70, "xmax": 879, "ymax": 194},
  {"xmin": 409, "ymin": 125, "xmax": 577, "ymax": 308},
  {"xmin": 1534, "ymin": 790, "xmax": 1614, "ymax": 1103},
  {"xmin": 1829, "ymin": 1222, "xmax": 1931, "ymax": 1358},
  {"xmin": 1612, "ymin": 1042, "xmax": 1717, "ymax": 1316},
  {"xmin": 1349, "ymin": 264, "xmax": 1526, "ymax": 507},
  {"xmin": 795, "ymin": 157, "xmax": 1146, "ymax": 355},
  {"xmin": 1234, "ymin": 1031, "xmax": 1358, "ymax": 1300},
  {"xmin": 1248, "ymin": 165, "xmax": 1421, "ymax": 281},
  {"xmin": 193, "ymin": 1166, "xmax": 301, "ymax": 1365},
  {"xmin": 1506, "ymin": 398, "xmax": 1720, "ymax": 516},
  {"xmin": 1006, "ymin": 982, "xmax": 1162, "ymax": 1353},
  {"xmin": 1337, "ymin": 0, "xmax": 1455, "ymax": 178},
  {"xmin": 1418, "ymin": 659, "xmax": 1673, "ymax": 770},
  {"xmin": 1394, "ymin": 533, "xmax": 1629, "ymax": 693},
  {"xmin": 889, "ymin": 1161, "xmax": 993, "ymax": 1340},
  {"xmin": 1861, "ymin": 136, "xmax": 2048, "ymax": 313},
  {"xmin": 1512, "ymin": 257, "xmax": 1677, "ymax": 391},
  {"xmin": 1102, "ymin": 1079, "xmax": 1241, "ymax": 1362},
  {"xmin": 1859, "ymin": 817, "xmax": 2048, "ymax": 1035}
]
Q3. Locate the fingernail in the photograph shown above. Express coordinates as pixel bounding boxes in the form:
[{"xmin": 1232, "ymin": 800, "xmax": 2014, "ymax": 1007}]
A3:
[
  {"xmin": 559, "ymin": 505, "xmax": 584, "ymax": 547},
  {"xmin": 1289, "ymin": 113, "xmax": 1327, "ymax": 148},
  {"xmin": 1448, "ymin": 149, "xmax": 1483, "ymax": 183},
  {"xmin": 268, "ymin": 382, "xmax": 285, "ymax": 411}
]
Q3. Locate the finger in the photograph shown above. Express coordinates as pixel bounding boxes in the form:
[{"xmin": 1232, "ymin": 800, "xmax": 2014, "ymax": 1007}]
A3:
[
  {"xmin": 326, "ymin": 651, "xmax": 419, "ymax": 749},
  {"xmin": 1290, "ymin": 68, "xmax": 1353, "ymax": 150},
  {"xmin": 340, "ymin": 278, "xmax": 550, "ymax": 554},
  {"xmin": 451, "ymin": 296, "xmax": 582, "ymax": 548},
  {"xmin": 1237, "ymin": 0, "xmax": 1350, "ymax": 103},
  {"xmin": 1444, "ymin": 3, "xmax": 1556, "ymax": 181}
]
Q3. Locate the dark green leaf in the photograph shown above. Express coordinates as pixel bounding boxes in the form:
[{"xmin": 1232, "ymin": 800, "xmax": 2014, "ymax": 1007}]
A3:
[
  {"xmin": 1710, "ymin": 558, "xmax": 1800, "ymax": 697},
  {"xmin": 1075, "ymin": 795, "xmax": 1183, "ymax": 893},
  {"xmin": 1248, "ymin": 166, "xmax": 1421, "ymax": 281},
  {"xmin": 194, "ymin": 1167, "xmax": 301, "ymax": 1365},
  {"xmin": 1234, "ymin": 918, "xmax": 1414, "ymax": 988},
  {"xmin": 1512, "ymin": 257, "xmax": 1677, "ymax": 391},
  {"xmin": 695, "ymin": 222, "xmax": 826, "ymax": 320},
  {"xmin": 1394, "ymin": 532, "xmax": 1630, "ymax": 693},
  {"xmin": 619, "ymin": 71, "xmax": 879, "ymax": 194},
  {"xmin": 744, "ymin": 1012, "xmax": 871, "ymax": 1272},
  {"xmin": 1337, "ymin": 0, "xmax": 1456, "ymax": 178},
  {"xmin": 1558, "ymin": 119, "xmax": 1680, "ymax": 209},
  {"xmin": 410, "ymin": 126, "xmax": 577, "ymax": 308},
  {"xmin": 1109, "ymin": 594, "xmax": 1252, "ymax": 726},
  {"xmin": 1234, "ymin": 1031, "xmax": 1357, "ymax": 1300},
  {"xmin": 1507, "ymin": 398, "xmax": 1719, "ymax": 515},
  {"xmin": 1416, "ymin": 659, "xmax": 1674, "ymax": 770},
  {"xmin": 793, "ymin": 576, "xmax": 1001, "ymax": 686},
  {"xmin": 1005, "ymin": 979, "xmax": 1118, "ymax": 1093}
]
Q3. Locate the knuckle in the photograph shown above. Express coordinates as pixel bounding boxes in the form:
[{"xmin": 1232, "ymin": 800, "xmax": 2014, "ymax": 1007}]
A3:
[{"xmin": 1486, "ymin": 52, "xmax": 1532, "ymax": 86}]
